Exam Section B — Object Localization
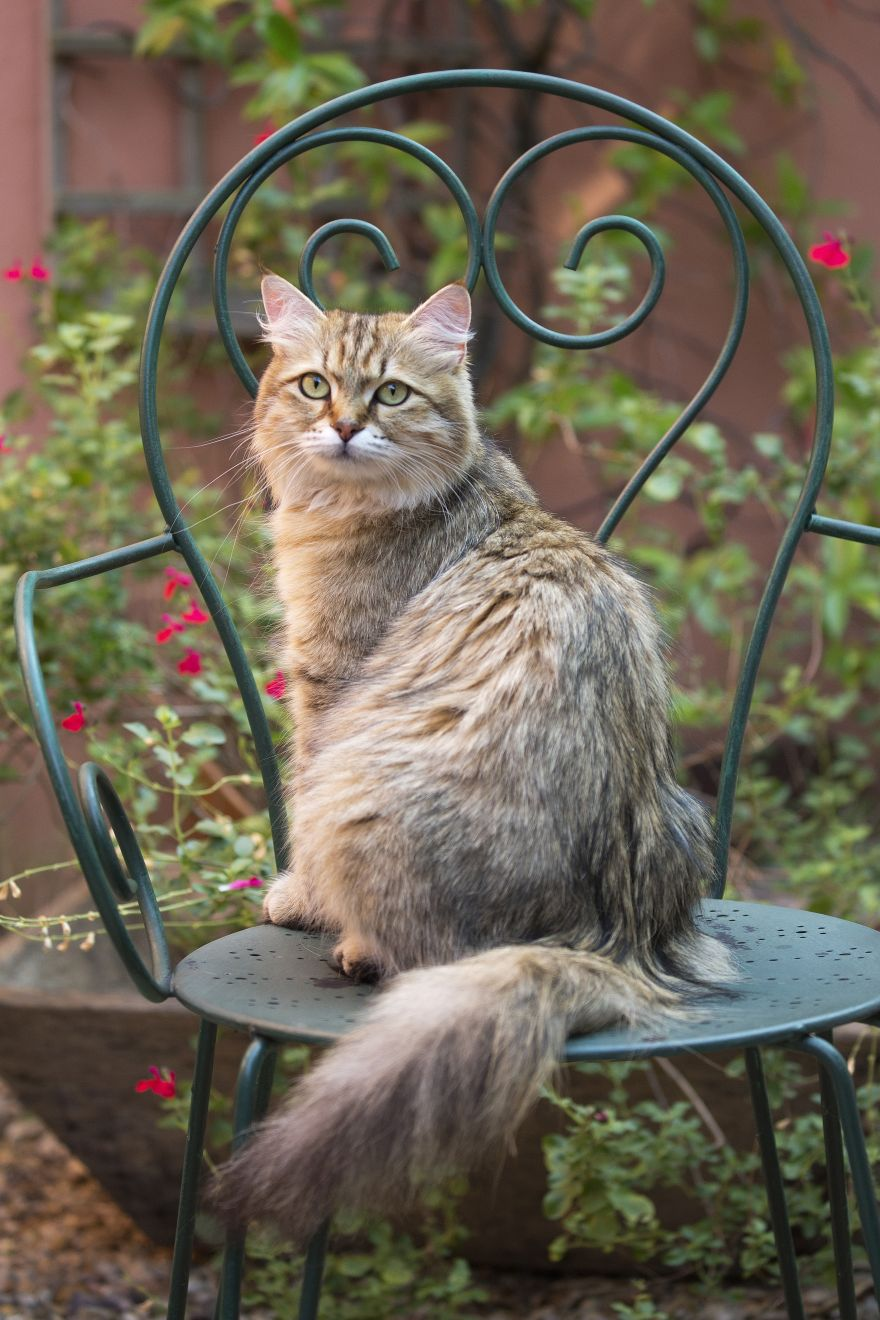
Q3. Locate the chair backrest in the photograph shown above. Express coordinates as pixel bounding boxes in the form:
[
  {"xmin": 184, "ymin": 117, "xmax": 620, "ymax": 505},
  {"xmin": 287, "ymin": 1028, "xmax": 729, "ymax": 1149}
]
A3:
[{"xmin": 18, "ymin": 69, "xmax": 879, "ymax": 1001}]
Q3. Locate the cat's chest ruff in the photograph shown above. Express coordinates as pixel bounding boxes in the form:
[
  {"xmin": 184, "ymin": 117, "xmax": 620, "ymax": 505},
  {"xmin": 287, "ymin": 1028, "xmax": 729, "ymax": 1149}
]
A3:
[{"xmin": 274, "ymin": 520, "xmax": 359, "ymax": 637}]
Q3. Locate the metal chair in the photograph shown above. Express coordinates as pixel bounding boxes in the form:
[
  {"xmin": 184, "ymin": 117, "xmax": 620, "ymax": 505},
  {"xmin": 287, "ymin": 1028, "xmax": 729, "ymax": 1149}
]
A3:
[{"xmin": 14, "ymin": 70, "xmax": 880, "ymax": 1320}]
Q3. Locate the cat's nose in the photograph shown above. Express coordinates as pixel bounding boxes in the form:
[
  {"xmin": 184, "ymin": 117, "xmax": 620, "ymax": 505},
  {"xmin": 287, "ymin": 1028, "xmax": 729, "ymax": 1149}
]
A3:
[{"xmin": 333, "ymin": 419, "xmax": 359, "ymax": 443}]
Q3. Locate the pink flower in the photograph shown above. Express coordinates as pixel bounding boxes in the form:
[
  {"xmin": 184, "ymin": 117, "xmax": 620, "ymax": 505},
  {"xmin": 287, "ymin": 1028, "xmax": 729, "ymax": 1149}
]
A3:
[
  {"xmin": 219, "ymin": 875, "xmax": 264, "ymax": 892},
  {"xmin": 163, "ymin": 566, "xmax": 192, "ymax": 600},
  {"xmin": 181, "ymin": 600, "xmax": 209, "ymax": 625},
  {"xmin": 61, "ymin": 701, "xmax": 86, "ymax": 732},
  {"xmin": 30, "ymin": 261, "xmax": 50, "ymax": 282},
  {"xmin": 3, "ymin": 263, "xmax": 22, "ymax": 282},
  {"xmin": 809, "ymin": 232, "xmax": 850, "ymax": 269},
  {"xmin": 0, "ymin": 435, "xmax": 11, "ymax": 454},
  {"xmin": 265, "ymin": 671, "xmax": 286, "ymax": 699},
  {"xmin": 177, "ymin": 649, "xmax": 202, "ymax": 675},
  {"xmin": 135, "ymin": 1066, "xmax": 177, "ymax": 1100},
  {"xmin": 155, "ymin": 613, "xmax": 185, "ymax": 644}
]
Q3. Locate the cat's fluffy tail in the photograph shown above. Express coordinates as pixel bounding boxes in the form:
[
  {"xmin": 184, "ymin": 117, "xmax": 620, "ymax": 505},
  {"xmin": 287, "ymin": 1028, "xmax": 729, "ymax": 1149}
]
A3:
[{"xmin": 214, "ymin": 933, "xmax": 732, "ymax": 1242}]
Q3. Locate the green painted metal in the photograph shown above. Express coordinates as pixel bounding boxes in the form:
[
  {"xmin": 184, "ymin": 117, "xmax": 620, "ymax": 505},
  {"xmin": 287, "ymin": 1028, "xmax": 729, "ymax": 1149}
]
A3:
[
  {"xmin": 212, "ymin": 125, "xmax": 483, "ymax": 398},
  {"xmin": 14, "ymin": 536, "xmax": 177, "ymax": 1002},
  {"xmin": 171, "ymin": 903, "xmax": 880, "ymax": 1056},
  {"xmin": 168, "ymin": 1019, "xmax": 218, "ymax": 1320},
  {"xmin": 219, "ymin": 1036, "xmax": 278, "ymax": 1320},
  {"xmin": 808, "ymin": 512, "xmax": 880, "ymax": 547},
  {"xmin": 299, "ymin": 219, "xmax": 400, "ymax": 309},
  {"xmin": 298, "ymin": 1221, "xmax": 330, "ymax": 1320},
  {"xmin": 816, "ymin": 1036, "xmax": 858, "ymax": 1320},
  {"xmin": 744, "ymin": 1049, "xmax": 805, "ymax": 1319},
  {"xmin": 795, "ymin": 1036, "xmax": 880, "ymax": 1300},
  {"xmin": 78, "ymin": 762, "xmax": 172, "ymax": 991}
]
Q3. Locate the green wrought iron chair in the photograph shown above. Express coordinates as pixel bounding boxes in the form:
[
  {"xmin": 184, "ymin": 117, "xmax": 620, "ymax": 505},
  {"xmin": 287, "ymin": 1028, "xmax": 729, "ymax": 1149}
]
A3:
[{"xmin": 14, "ymin": 70, "xmax": 880, "ymax": 1320}]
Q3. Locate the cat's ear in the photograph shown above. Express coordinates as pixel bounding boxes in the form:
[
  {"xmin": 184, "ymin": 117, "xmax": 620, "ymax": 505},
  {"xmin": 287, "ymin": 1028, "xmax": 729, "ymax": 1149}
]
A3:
[
  {"xmin": 259, "ymin": 273, "xmax": 325, "ymax": 350},
  {"xmin": 405, "ymin": 284, "xmax": 472, "ymax": 366}
]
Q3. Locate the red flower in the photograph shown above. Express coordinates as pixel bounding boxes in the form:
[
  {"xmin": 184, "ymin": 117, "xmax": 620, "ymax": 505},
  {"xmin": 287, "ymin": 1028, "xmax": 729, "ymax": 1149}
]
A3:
[
  {"xmin": 135, "ymin": 1066, "xmax": 177, "ymax": 1100},
  {"xmin": 61, "ymin": 701, "xmax": 86, "ymax": 732},
  {"xmin": 177, "ymin": 649, "xmax": 202, "ymax": 675},
  {"xmin": 181, "ymin": 600, "xmax": 209, "ymax": 625},
  {"xmin": 0, "ymin": 435, "xmax": 11, "ymax": 454},
  {"xmin": 265, "ymin": 671, "xmax": 286, "ymax": 699},
  {"xmin": 3, "ymin": 263, "xmax": 22, "ymax": 282},
  {"xmin": 253, "ymin": 125, "xmax": 274, "ymax": 146},
  {"xmin": 30, "ymin": 261, "xmax": 50, "ymax": 282},
  {"xmin": 163, "ymin": 566, "xmax": 192, "ymax": 600},
  {"xmin": 219, "ymin": 875, "xmax": 264, "ymax": 892},
  {"xmin": 809, "ymin": 232, "xmax": 850, "ymax": 269},
  {"xmin": 155, "ymin": 613, "xmax": 185, "ymax": 644}
]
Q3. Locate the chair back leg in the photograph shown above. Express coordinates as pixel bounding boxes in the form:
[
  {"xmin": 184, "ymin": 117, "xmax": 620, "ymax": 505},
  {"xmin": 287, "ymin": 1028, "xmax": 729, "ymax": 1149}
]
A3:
[
  {"xmin": 796, "ymin": 1035, "xmax": 880, "ymax": 1302},
  {"xmin": 744, "ymin": 1048, "xmax": 806, "ymax": 1319}
]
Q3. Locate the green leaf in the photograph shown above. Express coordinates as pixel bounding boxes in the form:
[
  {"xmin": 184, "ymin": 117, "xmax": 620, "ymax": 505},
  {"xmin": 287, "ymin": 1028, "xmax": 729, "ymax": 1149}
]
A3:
[
  {"xmin": 181, "ymin": 722, "xmax": 227, "ymax": 747},
  {"xmin": 264, "ymin": 12, "xmax": 301, "ymax": 61},
  {"xmin": 122, "ymin": 721, "xmax": 155, "ymax": 745},
  {"xmin": 645, "ymin": 469, "xmax": 684, "ymax": 502}
]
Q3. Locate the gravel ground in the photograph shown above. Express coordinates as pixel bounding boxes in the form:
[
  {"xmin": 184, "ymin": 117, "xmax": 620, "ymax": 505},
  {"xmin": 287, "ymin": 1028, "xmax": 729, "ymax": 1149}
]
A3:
[{"xmin": 0, "ymin": 1078, "xmax": 876, "ymax": 1319}]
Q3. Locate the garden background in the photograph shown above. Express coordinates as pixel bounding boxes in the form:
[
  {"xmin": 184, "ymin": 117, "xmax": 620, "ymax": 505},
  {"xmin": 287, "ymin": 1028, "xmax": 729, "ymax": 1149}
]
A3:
[{"xmin": 1, "ymin": 2, "xmax": 880, "ymax": 1317}]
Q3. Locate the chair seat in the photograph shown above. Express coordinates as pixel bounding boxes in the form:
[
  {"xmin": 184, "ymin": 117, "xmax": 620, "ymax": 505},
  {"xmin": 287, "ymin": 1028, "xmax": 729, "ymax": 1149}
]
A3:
[{"xmin": 172, "ymin": 901, "xmax": 880, "ymax": 1055}]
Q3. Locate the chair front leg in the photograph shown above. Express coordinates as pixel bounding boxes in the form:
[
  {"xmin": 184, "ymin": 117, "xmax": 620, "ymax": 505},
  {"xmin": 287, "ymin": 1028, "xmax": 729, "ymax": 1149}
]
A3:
[
  {"xmin": 795, "ymin": 1033, "xmax": 880, "ymax": 1303},
  {"xmin": 744, "ymin": 1048, "xmax": 806, "ymax": 1320},
  {"xmin": 217, "ymin": 1034, "xmax": 279, "ymax": 1320},
  {"xmin": 298, "ymin": 1219, "xmax": 330, "ymax": 1320},
  {"xmin": 167, "ymin": 1018, "xmax": 218, "ymax": 1320}
]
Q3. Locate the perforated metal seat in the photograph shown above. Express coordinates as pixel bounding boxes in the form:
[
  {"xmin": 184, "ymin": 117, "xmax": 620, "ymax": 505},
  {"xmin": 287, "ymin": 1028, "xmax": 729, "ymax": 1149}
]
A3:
[
  {"xmin": 171, "ymin": 903, "xmax": 880, "ymax": 1055},
  {"xmin": 173, "ymin": 926, "xmax": 375, "ymax": 1043}
]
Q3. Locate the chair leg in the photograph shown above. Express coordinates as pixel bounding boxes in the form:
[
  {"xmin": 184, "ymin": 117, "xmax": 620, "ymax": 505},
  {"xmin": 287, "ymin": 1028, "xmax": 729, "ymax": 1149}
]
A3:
[
  {"xmin": 167, "ymin": 1018, "xmax": 218, "ymax": 1320},
  {"xmin": 298, "ymin": 1219, "xmax": 330, "ymax": 1320},
  {"xmin": 795, "ymin": 1034, "xmax": 880, "ymax": 1303},
  {"xmin": 217, "ymin": 1035, "xmax": 278, "ymax": 1320},
  {"xmin": 816, "ymin": 1036, "xmax": 858, "ymax": 1320},
  {"xmin": 744, "ymin": 1048, "xmax": 806, "ymax": 1320}
]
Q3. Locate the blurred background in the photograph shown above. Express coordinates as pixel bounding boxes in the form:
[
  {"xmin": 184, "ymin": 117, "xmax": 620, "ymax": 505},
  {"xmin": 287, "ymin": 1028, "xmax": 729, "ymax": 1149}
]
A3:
[{"xmin": 2, "ymin": 3, "xmax": 880, "ymax": 1315}]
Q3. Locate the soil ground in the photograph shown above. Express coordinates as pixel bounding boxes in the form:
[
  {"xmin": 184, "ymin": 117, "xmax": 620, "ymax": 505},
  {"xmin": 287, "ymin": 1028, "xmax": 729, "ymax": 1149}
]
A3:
[{"xmin": 0, "ymin": 1079, "xmax": 876, "ymax": 1320}]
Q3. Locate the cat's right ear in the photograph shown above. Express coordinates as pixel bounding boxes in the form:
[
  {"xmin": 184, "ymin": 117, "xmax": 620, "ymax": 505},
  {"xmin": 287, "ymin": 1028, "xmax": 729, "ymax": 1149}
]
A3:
[{"xmin": 259, "ymin": 274, "xmax": 325, "ymax": 351}]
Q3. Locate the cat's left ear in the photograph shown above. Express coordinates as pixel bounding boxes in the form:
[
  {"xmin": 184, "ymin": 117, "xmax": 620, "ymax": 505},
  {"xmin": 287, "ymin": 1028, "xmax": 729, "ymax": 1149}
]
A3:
[
  {"xmin": 405, "ymin": 284, "xmax": 472, "ymax": 366},
  {"xmin": 259, "ymin": 273, "xmax": 325, "ymax": 350}
]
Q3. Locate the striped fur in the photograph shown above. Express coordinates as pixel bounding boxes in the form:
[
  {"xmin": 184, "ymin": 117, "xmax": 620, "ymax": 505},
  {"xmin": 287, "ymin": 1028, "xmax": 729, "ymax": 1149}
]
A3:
[{"xmin": 214, "ymin": 279, "xmax": 738, "ymax": 1241}]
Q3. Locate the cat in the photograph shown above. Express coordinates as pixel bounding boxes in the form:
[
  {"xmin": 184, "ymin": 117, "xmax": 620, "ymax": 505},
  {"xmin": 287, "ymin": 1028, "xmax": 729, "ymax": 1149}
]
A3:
[{"xmin": 214, "ymin": 276, "xmax": 737, "ymax": 1241}]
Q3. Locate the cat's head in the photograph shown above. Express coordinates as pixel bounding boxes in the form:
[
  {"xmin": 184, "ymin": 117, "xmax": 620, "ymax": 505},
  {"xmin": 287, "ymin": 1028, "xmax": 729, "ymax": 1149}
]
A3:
[{"xmin": 253, "ymin": 275, "xmax": 479, "ymax": 514}]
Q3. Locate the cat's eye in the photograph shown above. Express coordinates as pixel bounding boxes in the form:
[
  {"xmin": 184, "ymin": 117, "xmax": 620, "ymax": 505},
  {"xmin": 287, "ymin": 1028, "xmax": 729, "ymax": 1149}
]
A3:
[
  {"xmin": 374, "ymin": 380, "xmax": 410, "ymax": 406},
  {"xmin": 299, "ymin": 373, "xmax": 330, "ymax": 400}
]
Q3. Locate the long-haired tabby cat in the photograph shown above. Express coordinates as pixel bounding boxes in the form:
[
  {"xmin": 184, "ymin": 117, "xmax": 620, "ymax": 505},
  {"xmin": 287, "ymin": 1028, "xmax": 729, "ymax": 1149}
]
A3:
[{"xmin": 215, "ymin": 275, "xmax": 736, "ymax": 1240}]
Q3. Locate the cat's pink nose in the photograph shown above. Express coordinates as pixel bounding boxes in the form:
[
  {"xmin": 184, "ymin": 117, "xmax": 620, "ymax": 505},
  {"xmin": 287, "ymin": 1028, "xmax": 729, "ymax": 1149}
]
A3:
[{"xmin": 334, "ymin": 419, "xmax": 358, "ymax": 443}]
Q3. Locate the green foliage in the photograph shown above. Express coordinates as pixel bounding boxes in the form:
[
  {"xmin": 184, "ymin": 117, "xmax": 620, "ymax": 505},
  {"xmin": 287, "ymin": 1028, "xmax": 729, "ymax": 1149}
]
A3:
[{"xmin": 543, "ymin": 1046, "xmax": 880, "ymax": 1292}]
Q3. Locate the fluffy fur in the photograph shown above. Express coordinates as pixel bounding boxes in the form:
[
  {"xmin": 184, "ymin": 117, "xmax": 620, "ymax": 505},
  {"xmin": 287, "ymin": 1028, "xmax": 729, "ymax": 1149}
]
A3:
[{"xmin": 214, "ymin": 277, "xmax": 738, "ymax": 1240}]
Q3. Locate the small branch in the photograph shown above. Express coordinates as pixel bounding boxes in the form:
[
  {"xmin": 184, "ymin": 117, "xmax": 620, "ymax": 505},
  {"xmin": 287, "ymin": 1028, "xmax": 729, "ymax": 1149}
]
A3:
[{"xmin": 654, "ymin": 1056, "xmax": 728, "ymax": 1147}]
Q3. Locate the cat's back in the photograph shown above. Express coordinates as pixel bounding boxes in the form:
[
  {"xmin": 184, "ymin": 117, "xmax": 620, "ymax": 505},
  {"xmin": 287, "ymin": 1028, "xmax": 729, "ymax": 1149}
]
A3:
[{"xmin": 325, "ymin": 488, "xmax": 667, "ymax": 740}]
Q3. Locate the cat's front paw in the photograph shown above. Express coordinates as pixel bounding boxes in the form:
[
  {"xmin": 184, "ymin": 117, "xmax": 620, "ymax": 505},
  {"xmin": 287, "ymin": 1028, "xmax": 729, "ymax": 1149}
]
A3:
[
  {"xmin": 331, "ymin": 936, "xmax": 385, "ymax": 984},
  {"xmin": 262, "ymin": 871, "xmax": 313, "ymax": 929}
]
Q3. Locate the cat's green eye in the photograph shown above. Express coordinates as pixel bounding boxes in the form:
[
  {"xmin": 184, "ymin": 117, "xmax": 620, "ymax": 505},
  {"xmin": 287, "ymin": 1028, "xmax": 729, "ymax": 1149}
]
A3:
[
  {"xmin": 374, "ymin": 380, "xmax": 410, "ymax": 406},
  {"xmin": 299, "ymin": 373, "xmax": 330, "ymax": 400}
]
